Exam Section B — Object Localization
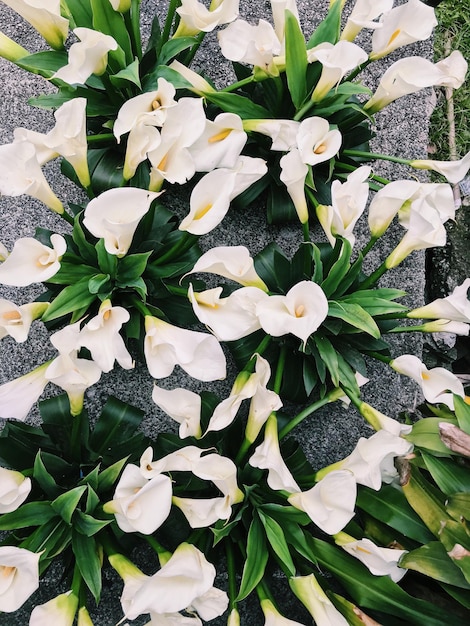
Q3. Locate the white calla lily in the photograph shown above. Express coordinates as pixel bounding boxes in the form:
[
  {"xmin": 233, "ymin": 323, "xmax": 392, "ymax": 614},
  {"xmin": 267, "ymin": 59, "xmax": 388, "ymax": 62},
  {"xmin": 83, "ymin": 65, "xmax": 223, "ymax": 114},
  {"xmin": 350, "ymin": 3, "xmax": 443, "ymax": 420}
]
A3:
[
  {"xmin": 417, "ymin": 319, "xmax": 469, "ymax": 336},
  {"xmin": 0, "ymin": 546, "xmax": 40, "ymax": 613},
  {"xmin": 144, "ymin": 316, "xmax": 226, "ymax": 381},
  {"xmin": 358, "ymin": 402, "xmax": 412, "ymax": 436},
  {"xmin": 261, "ymin": 598, "xmax": 306, "ymax": 625},
  {"xmin": 0, "ymin": 466, "xmax": 31, "ymax": 514},
  {"xmin": 370, "ymin": 0, "xmax": 437, "ymax": 60},
  {"xmin": 109, "ymin": 0, "xmax": 132, "ymax": 11},
  {"xmin": 0, "ymin": 141, "xmax": 63, "ymax": 213},
  {"xmin": 168, "ymin": 60, "xmax": 215, "ymax": 95},
  {"xmin": 0, "ymin": 31, "xmax": 29, "ymax": 62},
  {"xmin": 187, "ymin": 245, "xmax": 268, "ymax": 289},
  {"xmin": 408, "ymin": 278, "xmax": 470, "ymax": 322},
  {"xmin": 256, "ymin": 281, "xmax": 329, "ymax": 343},
  {"xmin": 289, "ymin": 574, "xmax": 349, "ymax": 626},
  {"xmin": 410, "ymin": 150, "xmax": 470, "ymax": 185},
  {"xmin": 0, "ymin": 362, "xmax": 50, "ymax": 421},
  {"xmin": 29, "ymin": 591, "xmax": 78, "ymax": 626},
  {"xmin": 189, "ymin": 112, "xmax": 247, "ymax": 172},
  {"xmin": 340, "ymin": 0, "xmax": 394, "ymax": 42},
  {"xmin": 152, "ymin": 386, "xmax": 202, "ymax": 438},
  {"xmin": 288, "ymin": 470, "xmax": 357, "ymax": 534},
  {"xmin": 53, "ymin": 27, "xmax": 118, "ymax": 84},
  {"xmin": 244, "ymin": 118, "xmax": 300, "ymax": 151},
  {"xmin": 280, "ymin": 149, "xmax": 309, "ymax": 224},
  {"xmin": 0, "ymin": 234, "xmax": 66, "ymax": 287},
  {"xmin": 1, "ymin": 0, "xmax": 68, "ymax": 49},
  {"xmin": 190, "ymin": 586, "xmax": 230, "ymax": 622},
  {"xmin": 0, "ymin": 300, "xmax": 47, "ymax": 343},
  {"xmin": 270, "ymin": 0, "xmax": 300, "ymax": 43},
  {"xmin": 175, "ymin": 0, "xmax": 239, "ymax": 36},
  {"xmin": 335, "ymin": 534, "xmax": 407, "ymax": 582},
  {"xmin": 296, "ymin": 116, "xmax": 342, "ymax": 166},
  {"xmin": 368, "ymin": 180, "xmax": 421, "ymax": 238},
  {"xmin": 218, "ymin": 19, "xmax": 282, "ymax": 75},
  {"xmin": 83, "ymin": 187, "xmax": 161, "ymax": 256}
]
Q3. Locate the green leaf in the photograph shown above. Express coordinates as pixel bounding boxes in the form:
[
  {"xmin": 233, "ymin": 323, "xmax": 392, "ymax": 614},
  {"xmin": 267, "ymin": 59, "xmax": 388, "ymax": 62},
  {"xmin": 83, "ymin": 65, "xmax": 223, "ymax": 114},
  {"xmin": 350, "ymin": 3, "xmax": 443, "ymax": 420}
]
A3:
[
  {"xmin": 339, "ymin": 294, "xmax": 407, "ymax": 316},
  {"xmin": 400, "ymin": 542, "xmax": 470, "ymax": 589},
  {"xmin": 29, "ymin": 88, "xmax": 118, "ymax": 117},
  {"xmin": 34, "ymin": 452, "xmax": 62, "ymax": 499},
  {"xmin": 91, "ymin": 0, "xmax": 132, "ymax": 64},
  {"xmin": 284, "ymin": 10, "xmax": 308, "ymax": 109},
  {"xmin": 313, "ymin": 334, "xmax": 339, "ymax": 387},
  {"xmin": 307, "ymin": 0, "xmax": 341, "ymax": 47},
  {"xmin": 356, "ymin": 485, "xmax": 434, "ymax": 543},
  {"xmin": 446, "ymin": 493, "xmax": 470, "ymax": 521},
  {"xmin": 109, "ymin": 57, "xmax": 141, "ymax": 89},
  {"xmin": 74, "ymin": 510, "xmax": 112, "ymax": 536},
  {"xmin": 158, "ymin": 36, "xmax": 199, "ymax": 65},
  {"xmin": 117, "ymin": 252, "xmax": 151, "ymax": 285},
  {"xmin": 90, "ymin": 397, "xmax": 144, "ymax": 459},
  {"xmin": 204, "ymin": 91, "xmax": 272, "ymax": 120},
  {"xmin": 22, "ymin": 517, "xmax": 71, "ymax": 559},
  {"xmin": 16, "ymin": 51, "xmax": 68, "ymax": 77},
  {"xmin": 267, "ymin": 185, "xmax": 298, "ymax": 224},
  {"xmin": 236, "ymin": 515, "xmax": 269, "ymax": 601},
  {"xmin": 401, "ymin": 465, "xmax": 451, "ymax": 537},
  {"xmin": 96, "ymin": 239, "xmax": 118, "ymax": 276},
  {"xmin": 88, "ymin": 273, "xmax": 112, "ymax": 295},
  {"xmin": 421, "ymin": 452, "xmax": 470, "ymax": 496},
  {"xmin": 258, "ymin": 510, "xmax": 296, "ymax": 576},
  {"xmin": 47, "ymin": 260, "xmax": 97, "ymax": 285},
  {"xmin": 0, "ymin": 502, "xmax": 56, "ymax": 530},
  {"xmin": 72, "ymin": 531, "xmax": 102, "ymax": 602},
  {"xmin": 52, "ymin": 486, "xmax": 87, "ymax": 525},
  {"xmin": 63, "ymin": 0, "xmax": 93, "ymax": 28},
  {"xmin": 89, "ymin": 148, "xmax": 125, "ymax": 194},
  {"xmin": 320, "ymin": 238, "xmax": 353, "ymax": 297},
  {"xmin": 97, "ymin": 457, "xmax": 129, "ymax": 493},
  {"xmin": 328, "ymin": 301, "xmax": 380, "ymax": 338},
  {"xmin": 405, "ymin": 417, "xmax": 457, "ymax": 455},
  {"xmin": 454, "ymin": 395, "xmax": 470, "ymax": 434},
  {"xmin": 42, "ymin": 278, "xmax": 96, "ymax": 322}
]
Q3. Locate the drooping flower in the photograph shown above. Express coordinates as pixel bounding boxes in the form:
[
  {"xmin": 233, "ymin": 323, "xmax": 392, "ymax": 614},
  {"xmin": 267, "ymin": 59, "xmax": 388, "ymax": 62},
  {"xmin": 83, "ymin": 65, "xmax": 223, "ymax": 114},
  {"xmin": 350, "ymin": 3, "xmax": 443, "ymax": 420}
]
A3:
[
  {"xmin": 1, "ymin": 0, "xmax": 68, "ymax": 49},
  {"xmin": 79, "ymin": 300, "xmax": 134, "ymax": 373},
  {"xmin": 218, "ymin": 19, "xmax": 282, "ymax": 75},
  {"xmin": 52, "ymin": 27, "xmax": 118, "ymax": 85},
  {"xmin": 244, "ymin": 118, "xmax": 300, "ymax": 151},
  {"xmin": 368, "ymin": 179, "xmax": 421, "ymax": 238},
  {"xmin": 175, "ymin": 0, "xmax": 239, "ymax": 37},
  {"xmin": 289, "ymin": 574, "xmax": 349, "ymax": 626},
  {"xmin": 83, "ymin": 187, "xmax": 161, "ymax": 256},
  {"xmin": 0, "ymin": 466, "xmax": 31, "ymax": 514},
  {"xmin": 0, "ymin": 234, "xmax": 66, "ymax": 287},
  {"xmin": 187, "ymin": 245, "xmax": 268, "ymax": 289},
  {"xmin": 152, "ymin": 386, "xmax": 202, "ymax": 438},
  {"xmin": 390, "ymin": 354, "xmax": 465, "ymax": 409},
  {"xmin": 408, "ymin": 278, "xmax": 470, "ymax": 322},
  {"xmin": 296, "ymin": 116, "xmax": 342, "ymax": 167},
  {"xmin": 340, "ymin": 0, "xmax": 394, "ymax": 42},
  {"xmin": 410, "ymin": 150, "xmax": 470, "ymax": 185},
  {"xmin": 256, "ymin": 281, "xmax": 329, "ymax": 343},
  {"xmin": 168, "ymin": 60, "xmax": 215, "ymax": 95},
  {"xmin": 0, "ymin": 546, "xmax": 40, "ymax": 613},
  {"xmin": 0, "ymin": 300, "xmax": 48, "ymax": 343},
  {"xmin": 280, "ymin": 149, "xmax": 309, "ymax": 224},
  {"xmin": 0, "ymin": 362, "xmax": 50, "ymax": 421},
  {"xmin": 144, "ymin": 316, "xmax": 226, "ymax": 381},
  {"xmin": 29, "ymin": 591, "xmax": 79, "ymax": 626},
  {"xmin": 370, "ymin": 0, "xmax": 438, "ymax": 60}
]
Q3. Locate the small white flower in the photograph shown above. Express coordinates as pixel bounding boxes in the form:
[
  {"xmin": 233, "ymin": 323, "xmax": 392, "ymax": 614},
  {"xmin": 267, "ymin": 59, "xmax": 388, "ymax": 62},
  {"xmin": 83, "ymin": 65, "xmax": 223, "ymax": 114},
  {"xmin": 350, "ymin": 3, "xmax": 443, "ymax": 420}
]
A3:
[
  {"xmin": 0, "ymin": 466, "xmax": 31, "ymax": 514},
  {"xmin": 0, "ymin": 363, "xmax": 50, "ymax": 421},
  {"xmin": 0, "ymin": 234, "xmax": 66, "ymax": 287},
  {"xmin": 187, "ymin": 245, "xmax": 268, "ymax": 289},
  {"xmin": 337, "ymin": 536, "xmax": 407, "ymax": 582},
  {"xmin": 408, "ymin": 279, "xmax": 470, "ymax": 322}
]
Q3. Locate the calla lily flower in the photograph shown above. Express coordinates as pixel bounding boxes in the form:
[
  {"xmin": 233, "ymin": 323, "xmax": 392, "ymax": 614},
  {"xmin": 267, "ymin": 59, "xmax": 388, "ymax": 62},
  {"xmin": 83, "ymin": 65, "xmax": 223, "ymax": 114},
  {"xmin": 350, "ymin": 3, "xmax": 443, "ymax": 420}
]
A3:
[
  {"xmin": 261, "ymin": 598, "xmax": 306, "ymax": 625},
  {"xmin": 105, "ymin": 463, "xmax": 173, "ymax": 534},
  {"xmin": 244, "ymin": 118, "xmax": 300, "ymax": 151},
  {"xmin": 0, "ymin": 141, "xmax": 63, "ymax": 213},
  {"xmin": 168, "ymin": 60, "xmax": 215, "ymax": 95},
  {"xmin": 316, "ymin": 165, "xmax": 371, "ymax": 246},
  {"xmin": 175, "ymin": 0, "xmax": 239, "ymax": 37},
  {"xmin": 358, "ymin": 402, "xmax": 412, "ymax": 436},
  {"xmin": 368, "ymin": 179, "xmax": 421, "ymax": 238},
  {"xmin": 29, "ymin": 591, "xmax": 79, "ymax": 626},
  {"xmin": 288, "ymin": 470, "xmax": 357, "ymax": 534},
  {"xmin": 152, "ymin": 386, "xmax": 202, "ymax": 438},
  {"xmin": 289, "ymin": 574, "xmax": 349, "ymax": 626},
  {"xmin": 270, "ymin": 0, "xmax": 300, "ymax": 43},
  {"xmin": 365, "ymin": 52, "xmax": 468, "ymax": 113},
  {"xmin": 0, "ymin": 31, "xmax": 29, "ymax": 62},
  {"xmin": 334, "ymin": 533, "xmax": 407, "ymax": 582},
  {"xmin": 390, "ymin": 354, "xmax": 465, "ymax": 409},
  {"xmin": 0, "ymin": 234, "xmax": 66, "ymax": 287},
  {"xmin": 308, "ymin": 41, "xmax": 368, "ymax": 102},
  {"xmin": 249, "ymin": 414, "xmax": 300, "ymax": 492},
  {"xmin": 53, "ymin": 27, "xmax": 118, "ymax": 85},
  {"xmin": 0, "ymin": 362, "xmax": 50, "ymax": 421},
  {"xmin": 0, "ymin": 546, "xmax": 40, "ymax": 613},
  {"xmin": 0, "ymin": 466, "xmax": 31, "ymax": 514},
  {"xmin": 256, "ymin": 281, "xmax": 329, "ymax": 343},
  {"xmin": 189, "ymin": 586, "xmax": 230, "ymax": 622},
  {"xmin": 83, "ymin": 187, "xmax": 161, "ymax": 256},
  {"xmin": 79, "ymin": 300, "xmax": 134, "ymax": 373},
  {"xmin": 408, "ymin": 278, "xmax": 470, "ymax": 322},
  {"xmin": 144, "ymin": 316, "xmax": 226, "ymax": 381},
  {"xmin": 416, "ymin": 319, "xmax": 469, "ymax": 335},
  {"xmin": 1, "ymin": 0, "xmax": 68, "ymax": 49},
  {"xmin": 189, "ymin": 112, "xmax": 247, "ymax": 172},
  {"xmin": 340, "ymin": 0, "xmax": 394, "ymax": 42},
  {"xmin": 109, "ymin": 0, "xmax": 132, "ymax": 11},
  {"xmin": 218, "ymin": 19, "xmax": 282, "ymax": 75},
  {"xmin": 410, "ymin": 150, "xmax": 470, "ymax": 185},
  {"xmin": 296, "ymin": 117, "xmax": 342, "ymax": 167},
  {"xmin": 280, "ymin": 149, "xmax": 309, "ymax": 224},
  {"xmin": 0, "ymin": 300, "xmax": 48, "ymax": 343},
  {"xmin": 370, "ymin": 0, "xmax": 437, "ymax": 60},
  {"xmin": 187, "ymin": 245, "xmax": 268, "ymax": 289},
  {"xmin": 0, "ymin": 241, "xmax": 8, "ymax": 261}
]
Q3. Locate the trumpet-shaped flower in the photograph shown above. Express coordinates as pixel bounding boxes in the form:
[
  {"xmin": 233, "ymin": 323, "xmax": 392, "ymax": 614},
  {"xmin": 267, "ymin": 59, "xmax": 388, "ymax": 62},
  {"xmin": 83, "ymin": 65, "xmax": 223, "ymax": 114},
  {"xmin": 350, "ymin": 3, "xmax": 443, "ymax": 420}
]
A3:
[
  {"xmin": 175, "ymin": 0, "xmax": 239, "ymax": 37},
  {"xmin": 189, "ymin": 112, "xmax": 247, "ymax": 172},
  {"xmin": 0, "ymin": 31, "xmax": 29, "ymax": 62},
  {"xmin": 288, "ymin": 470, "xmax": 357, "ymax": 534},
  {"xmin": 0, "ymin": 466, "xmax": 31, "ymax": 514},
  {"xmin": 244, "ymin": 118, "xmax": 300, "ymax": 151},
  {"xmin": 53, "ymin": 27, "xmax": 118, "ymax": 84},
  {"xmin": 79, "ymin": 300, "xmax": 134, "ymax": 372},
  {"xmin": 410, "ymin": 150, "xmax": 470, "ymax": 185},
  {"xmin": 109, "ymin": 0, "xmax": 132, "ymax": 11},
  {"xmin": 308, "ymin": 41, "xmax": 368, "ymax": 102},
  {"xmin": 280, "ymin": 149, "xmax": 309, "ymax": 224},
  {"xmin": 270, "ymin": 0, "xmax": 300, "ymax": 43},
  {"xmin": 416, "ymin": 319, "xmax": 469, "ymax": 336},
  {"xmin": 370, "ymin": 0, "xmax": 437, "ymax": 60},
  {"xmin": 260, "ymin": 598, "xmax": 305, "ymax": 625},
  {"xmin": 335, "ymin": 534, "xmax": 407, "ymax": 582},
  {"xmin": 368, "ymin": 180, "xmax": 421, "ymax": 237},
  {"xmin": 121, "ymin": 543, "xmax": 227, "ymax": 620},
  {"xmin": 0, "ymin": 300, "xmax": 47, "ymax": 343},
  {"xmin": 0, "ymin": 362, "xmax": 50, "ymax": 421},
  {"xmin": 340, "ymin": 0, "xmax": 394, "ymax": 42},
  {"xmin": 0, "ymin": 546, "xmax": 40, "ymax": 613},
  {"xmin": 105, "ymin": 463, "xmax": 172, "ymax": 534},
  {"xmin": 144, "ymin": 316, "xmax": 226, "ymax": 381},
  {"xmin": 218, "ymin": 19, "xmax": 282, "ymax": 74},
  {"xmin": 0, "ymin": 141, "xmax": 63, "ymax": 213},
  {"xmin": 0, "ymin": 234, "xmax": 66, "ymax": 287},
  {"xmin": 408, "ymin": 278, "xmax": 470, "ymax": 322},
  {"xmin": 1, "ymin": 0, "xmax": 68, "ymax": 49},
  {"xmin": 358, "ymin": 402, "xmax": 412, "ymax": 436},
  {"xmin": 152, "ymin": 386, "xmax": 202, "ymax": 438},
  {"xmin": 29, "ymin": 591, "xmax": 78, "ymax": 626},
  {"xmin": 390, "ymin": 354, "xmax": 465, "ymax": 409},
  {"xmin": 256, "ymin": 281, "xmax": 329, "ymax": 343},
  {"xmin": 296, "ymin": 117, "xmax": 342, "ymax": 167},
  {"xmin": 45, "ymin": 352, "xmax": 102, "ymax": 415},
  {"xmin": 83, "ymin": 187, "xmax": 161, "ymax": 256},
  {"xmin": 289, "ymin": 574, "xmax": 349, "ymax": 626},
  {"xmin": 249, "ymin": 414, "xmax": 300, "ymax": 492},
  {"xmin": 365, "ymin": 51, "xmax": 468, "ymax": 113},
  {"xmin": 187, "ymin": 245, "xmax": 268, "ymax": 289},
  {"xmin": 168, "ymin": 60, "xmax": 215, "ymax": 95},
  {"xmin": 316, "ymin": 165, "xmax": 371, "ymax": 246}
]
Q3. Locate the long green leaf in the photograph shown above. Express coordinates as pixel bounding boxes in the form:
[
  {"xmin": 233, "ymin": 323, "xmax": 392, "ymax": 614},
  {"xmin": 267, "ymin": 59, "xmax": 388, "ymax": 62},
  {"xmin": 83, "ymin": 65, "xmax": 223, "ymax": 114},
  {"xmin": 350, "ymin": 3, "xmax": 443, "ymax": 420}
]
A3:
[
  {"xmin": 320, "ymin": 238, "xmax": 352, "ymax": 297},
  {"xmin": 91, "ymin": 0, "xmax": 132, "ymax": 64},
  {"xmin": 42, "ymin": 278, "xmax": 96, "ymax": 322},
  {"xmin": 307, "ymin": 0, "xmax": 342, "ymax": 48},
  {"xmin": 454, "ymin": 395, "xmax": 470, "ymax": 434},
  {"xmin": 400, "ymin": 542, "xmax": 470, "ymax": 589},
  {"xmin": 421, "ymin": 452, "xmax": 470, "ymax": 496},
  {"xmin": 328, "ymin": 301, "xmax": 380, "ymax": 338},
  {"xmin": 16, "ymin": 51, "xmax": 68, "ymax": 77},
  {"xmin": 314, "ymin": 335, "xmax": 339, "ymax": 387},
  {"xmin": 72, "ymin": 531, "xmax": 102, "ymax": 602},
  {"xmin": 405, "ymin": 417, "xmax": 457, "ymax": 455},
  {"xmin": 89, "ymin": 397, "xmax": 144, "ymax": 457},
  {"xmin": 285, "ymin": 10, "xmax": 308, "ymax": 109},
  {"xmin": 204, "ymin": 92, "xmax": 272, "ymax": 119},
  {"xmin": 0, "ymin": 502, "xmax": 56, "ymax": 530},
  {"xmin": 258, "ymin": 510, "xmax": 296, "ymax": 577},
  {"xmin": 51, "ymin": 486, "xmax": 87, "ymax": 525},
  {"xmin": 236, "ymin": 516, "xmax": 269, "ymax": 601}
]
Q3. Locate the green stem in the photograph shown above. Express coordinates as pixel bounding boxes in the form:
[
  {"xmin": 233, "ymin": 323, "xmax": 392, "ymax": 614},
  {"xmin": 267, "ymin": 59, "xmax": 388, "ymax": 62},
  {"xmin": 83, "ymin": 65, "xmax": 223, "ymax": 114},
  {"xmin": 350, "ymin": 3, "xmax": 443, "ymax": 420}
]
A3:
[
  {"xmin": 235, "ymin": 437, "xmax": 252, "ymax": 465},
  {"xmin": 273, "ymin": 344, "xmax": 287, "ymax": 395},
  {"xmin": 336, "ymin": 161, "xmax": 390, "ymax": 186},
  {"xmin": 71, "ymin": 564, "xmax": 83, "ymax": 598},
  {"xmin": 343, "ymin": 149, "xmax": 410, "ymax": 166},
  {"xmin": 302, "ymin": 220, "xmax": 310, "ymax": 243},
  {"xmin": 159, "ymin": 0, "xmax": 180, "ymax": 52},
  {"xmin": 279, "ymin": 393, "xmax": 335, "ymax": 439},
  {"xmin": 343, "ymin": 58, "xmax": 372, "ymax": 83},
  {"xmin": 247, "ymin": 334, "xmax": 272, "ymax": 368},
  {"xmin": 126, "ymin": 0, "xmax": 142, "ymax": 61},
  {"xmin": 226, "ymin": 541, "xmax": 238, "ymax": 610},
  {"xmin": 165, "ymin": 284, "xmax": 190, "ymax": 298},
  {"xmin": 294, "ymin": 99, "xmax": 315, "ymax": 121},
  {"xmin": 60, "ymin": 211, "xmax": 74, "ymax": 226},
  {"xmin": 358, "ymin": 261, "xmax": 388, "ymax": 290},
  {"xmin": 130, "ymin": 296, "xmax": 153, "ymax": 317},
  {"xmin": 364, "ymin": 350, "xmax": 392, "ymax": 364},
  {"xmin": 388, "ymin": 324, "xmax": 425, "ymax": 333},
  {"xmin": 144, "ymin": 535, "xmax": 172, "ymax": 565},
  {"xmin": 182, "ymin": 31, "xmax": 205, "ymax": 67},
  {"xmin": 360, "ymin": 236, "xmax": 378, "ymax": 258},
  {"xmin": 87, "ymin": 133, "xmax": 116, "ymax": 144},
  {"xmin": 221, "ymin": 75, "xmax": 255, "ymax": 93}
]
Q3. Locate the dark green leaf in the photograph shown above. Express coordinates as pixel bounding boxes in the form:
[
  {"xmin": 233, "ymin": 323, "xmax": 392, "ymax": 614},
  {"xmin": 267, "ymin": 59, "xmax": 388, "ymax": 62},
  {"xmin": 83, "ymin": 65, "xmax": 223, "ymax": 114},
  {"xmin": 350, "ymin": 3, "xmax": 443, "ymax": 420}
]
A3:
[
  {"xmin": 159, "ymin": 37, "xmax": 199, "ymax": 65},
  {"xmin": 109, "ymin": 58, "xmax": 141, "ymax": 89},
  {"xmin": 51, "ymin": 486, "xmax": 87, "ymax": 525},
  {"xmin": 328, "ymin": 301, "xmax": 380, "ymax": 338},
  {"xmin": 90, "ymin": 397, "xmax": 144, "ymax": 459},
  {"xmin": 74, "ymin": 510, "xmax": 112, "ymax": 536},
  {"xmin": 72, "ymin": 531, "xmax": 102, "ymax": 602},
  {"xmin": 88, "ymin": 273, "xmax": 112, "ymax": 295},
  {"xmin": 258, "ymin": 510, "xmax": 296, "ymax": 576},
  {"xmin": 16, "ymin": 51, "xmax": 69, "ymax": 77},
  {"xmin": 285, "ymin": 10, "xmax": 308, "ymax": 109},
  {"xmin": 96, "ymin": 239, "xmax": 118, "ymax": 276},
  {"xmin": 34, "ymin": 452, "xmax": 62, "ymax": 499},
  {"xmin": 307, "ymin": 0, "xmax": 341, "ymax": 47},
  {"xmin": 446, "ymin": 493, "xmax": 470, "ymax": 521},
  {"xmin": 97, "ymin": 457, "xmax": 129, "ymax": 493},
  {"xmin": 421, "ymin": 452, "xmax": 470, "ymax": 496},
  {"xmin": 204, "ymin": 92, "xmax": 272, "ymax": 119},
  {"xmin": 320, "ymin": 238, "xmax": 353, "ymax": 297},
  {"xmin": 63, "ymin": 0, "xmax": 93, "ymax": 28},
  {"xmin": 314, "ymin": 334, "xmax": 339, "ymax": 387},
  {"xmin": 401, "ymin": 542, "xmax": 470, "ymax": 589},
  {"xmin": 0, "ymin": 502, "xmax": 56, "ymax": 530},
  {"xmin": 236, "ymin": 515, "xmax": 269, "ymax": 601},
  {"xmin": 91, "ymin": 0, "xmax": 132, "ymax": 64},
  {"xmin": 117, "ymin": 252, "xmax": 151, "ymax": 285},
  {"xmin": 454, "ymin": 395, "xmax": 470, "ymax": 434},
  {"xmin": 405, "ymin": 417, "xmax": 457, "ymax": 455}
]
